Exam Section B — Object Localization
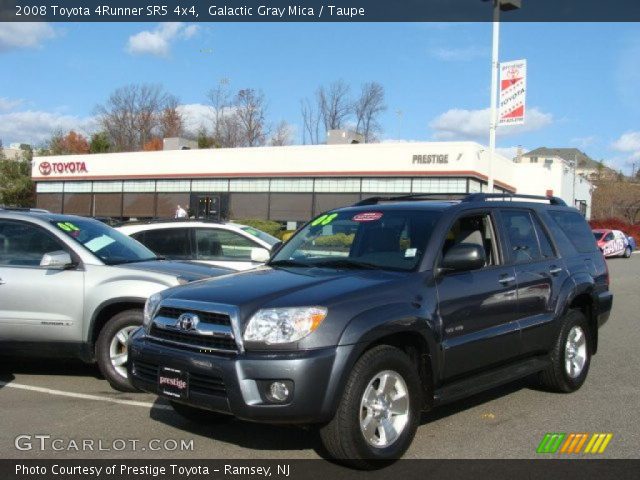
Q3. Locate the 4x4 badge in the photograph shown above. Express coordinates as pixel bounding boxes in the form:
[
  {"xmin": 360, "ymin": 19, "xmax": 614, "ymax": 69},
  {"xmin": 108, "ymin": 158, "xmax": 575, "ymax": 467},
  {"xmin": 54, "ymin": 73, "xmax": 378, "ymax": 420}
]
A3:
[{"xmin": 177, "ymin": 313, "xmax": 200, "ymax": 331}]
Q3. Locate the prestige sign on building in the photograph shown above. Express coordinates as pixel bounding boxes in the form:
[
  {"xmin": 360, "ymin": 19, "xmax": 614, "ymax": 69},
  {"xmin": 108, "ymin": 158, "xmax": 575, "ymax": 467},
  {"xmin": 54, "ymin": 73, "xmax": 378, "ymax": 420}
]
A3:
[{"xmin": 499, "ymin": 59, "xmax": 527, "ymax": 126}]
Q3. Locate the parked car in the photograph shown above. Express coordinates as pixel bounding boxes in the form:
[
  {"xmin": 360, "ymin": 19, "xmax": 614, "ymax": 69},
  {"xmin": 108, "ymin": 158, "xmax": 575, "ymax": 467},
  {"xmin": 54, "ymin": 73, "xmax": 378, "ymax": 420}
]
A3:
[
  {"xmin": 0, "ymin": 209, "xmax": 232, "ymax": 391},
  {"xmin": 129, "ymin": 193, "xmax": 612, "ymax": 467},
  {"xmin": 592, "ymin": 228, "xmax": 632, "ymax": 258},
  {"xmin": 622, "ymin": 232, "xmax": 636, "ymax": 252},
  {"xmin": 117, "ymin": 221, "xmax": 279, "ymax": 271}
]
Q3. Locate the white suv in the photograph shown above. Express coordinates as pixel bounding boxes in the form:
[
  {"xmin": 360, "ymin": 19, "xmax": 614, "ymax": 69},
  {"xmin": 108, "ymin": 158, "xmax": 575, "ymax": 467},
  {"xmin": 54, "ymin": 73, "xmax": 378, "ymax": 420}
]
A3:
[{"xmin": 116, "ymin": 221, "xmax": 280, "ymax": 271}]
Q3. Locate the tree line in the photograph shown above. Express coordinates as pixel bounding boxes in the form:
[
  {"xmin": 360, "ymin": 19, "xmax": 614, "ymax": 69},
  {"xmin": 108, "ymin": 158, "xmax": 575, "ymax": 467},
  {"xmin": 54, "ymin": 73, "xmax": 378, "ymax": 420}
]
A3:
[{"xmin": 38, "ymin": 79, "xmax": 387, "ymax": 156}]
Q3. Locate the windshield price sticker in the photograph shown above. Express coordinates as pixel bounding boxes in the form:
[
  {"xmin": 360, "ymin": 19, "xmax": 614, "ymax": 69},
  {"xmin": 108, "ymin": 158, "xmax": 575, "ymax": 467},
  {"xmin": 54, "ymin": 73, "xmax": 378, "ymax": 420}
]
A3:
[
  {"xmin": 353, "ymin": 212, "xmax": 383, "ymax": 222},
  {"xmin": 56, "ymin": 222, "xmax": 80, "ymax": 232},
  {"xmin": 311, "ymin": 213, "xmax": 338, "ymax": 226}
]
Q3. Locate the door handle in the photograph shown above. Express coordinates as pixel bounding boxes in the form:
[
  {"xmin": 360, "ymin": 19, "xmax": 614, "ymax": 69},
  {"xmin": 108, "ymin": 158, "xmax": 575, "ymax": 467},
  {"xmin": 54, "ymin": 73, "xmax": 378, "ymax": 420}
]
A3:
[
  {"xmin": 0, "ymin": 278, "xmax": 5, "ymax": 285},
  {"xmin": 499, "ymin": 275, "xmax": 516, "ymax": 285},
  {"xmin": 549, "ymin": 266, "xmax": 563, "ymax": 275}
]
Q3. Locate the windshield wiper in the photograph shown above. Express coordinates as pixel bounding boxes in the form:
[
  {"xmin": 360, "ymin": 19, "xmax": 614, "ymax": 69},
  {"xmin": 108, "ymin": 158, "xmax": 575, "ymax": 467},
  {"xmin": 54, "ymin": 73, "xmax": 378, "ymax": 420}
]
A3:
[
  {"xmin": 110, "ymin": 257, "xmax": 159, "ymax": 265},
  {"xmin": 268, "ymin": 259, "xmax": 311, "ymax": 268},
  {"xmin": 311, "ymin": 258, "xmax": 380, "ymax": 270}
]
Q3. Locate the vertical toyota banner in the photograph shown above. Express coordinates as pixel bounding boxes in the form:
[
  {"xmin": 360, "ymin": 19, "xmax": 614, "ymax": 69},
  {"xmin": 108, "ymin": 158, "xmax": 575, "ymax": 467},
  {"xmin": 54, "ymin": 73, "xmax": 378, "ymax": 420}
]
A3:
[{"xmin": 499, "ymin": 59, "xmax": 527, "ymax": 125}]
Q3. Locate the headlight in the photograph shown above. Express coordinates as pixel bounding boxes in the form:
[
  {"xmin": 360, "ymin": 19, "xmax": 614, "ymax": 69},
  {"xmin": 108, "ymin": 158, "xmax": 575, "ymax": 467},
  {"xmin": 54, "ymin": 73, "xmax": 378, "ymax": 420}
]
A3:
[
  {"xmin": 143, "ymin": 293, "xmax": 162, "ymax": 330},
  {"xmin": 244, "ymin": 307, "xmax": 328, "ymax": 344}
]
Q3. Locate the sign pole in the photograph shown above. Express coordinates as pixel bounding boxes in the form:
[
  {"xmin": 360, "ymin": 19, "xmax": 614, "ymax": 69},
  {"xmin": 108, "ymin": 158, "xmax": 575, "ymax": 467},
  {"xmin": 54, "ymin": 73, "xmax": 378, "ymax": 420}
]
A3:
[{"xmin": 488, "ymin": 0, "xmax": 500, "ymax": 193}]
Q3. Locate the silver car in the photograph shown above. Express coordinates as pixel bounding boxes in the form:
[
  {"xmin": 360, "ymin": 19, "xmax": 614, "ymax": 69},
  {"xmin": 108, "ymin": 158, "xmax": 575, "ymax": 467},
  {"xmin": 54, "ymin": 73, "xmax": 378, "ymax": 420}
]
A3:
[{"xmin": 0, "ymin": 209, "xmax": 232, "ymax": 391}]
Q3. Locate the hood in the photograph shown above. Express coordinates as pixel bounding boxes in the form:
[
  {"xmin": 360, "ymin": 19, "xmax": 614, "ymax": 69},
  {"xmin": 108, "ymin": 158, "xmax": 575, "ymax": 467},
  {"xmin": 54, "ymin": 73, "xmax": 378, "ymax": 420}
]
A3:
[
  {"xmin": 163, "ymin": 266, "xmax": 408, "ymax": 322},
  {"xmin": 116, "ymin": 260, "xmax": 233, "ymax": 282}
]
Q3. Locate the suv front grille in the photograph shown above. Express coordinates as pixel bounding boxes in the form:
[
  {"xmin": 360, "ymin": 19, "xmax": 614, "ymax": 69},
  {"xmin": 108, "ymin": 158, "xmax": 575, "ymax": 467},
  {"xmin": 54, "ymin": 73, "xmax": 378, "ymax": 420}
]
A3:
[
  {"xmin": 149, "ymin": 325, "xmax": 238, "ymax": 352},
  {"xmin": 156, "ymin": 307, "xmax": 231, "ymax": 326},
  {"xmin": 148, "ymin": 306, "xmax": 238, "ymax": 354}
]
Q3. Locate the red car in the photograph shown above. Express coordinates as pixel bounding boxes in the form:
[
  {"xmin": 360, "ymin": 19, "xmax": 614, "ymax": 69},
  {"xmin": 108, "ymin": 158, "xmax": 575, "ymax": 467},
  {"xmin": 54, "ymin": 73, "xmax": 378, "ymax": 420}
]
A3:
[{"xmin": 592, "ymin": 229, "xmax": 632, "ymax": 258}]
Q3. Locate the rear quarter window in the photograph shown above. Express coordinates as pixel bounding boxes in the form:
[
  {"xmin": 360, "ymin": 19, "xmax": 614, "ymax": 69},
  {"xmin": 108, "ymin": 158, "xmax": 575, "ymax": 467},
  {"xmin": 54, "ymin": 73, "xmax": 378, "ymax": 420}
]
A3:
[{"xmin": 548, "ymin": 210, "xmax": 597, "ymax": 254}]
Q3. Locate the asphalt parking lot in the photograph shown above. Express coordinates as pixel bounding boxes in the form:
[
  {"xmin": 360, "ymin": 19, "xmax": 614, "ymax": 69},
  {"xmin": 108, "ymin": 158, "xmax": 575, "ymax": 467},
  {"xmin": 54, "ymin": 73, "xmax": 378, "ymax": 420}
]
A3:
[{"xmin": 1, "ymin": 254, "xmax": 638, "ymax": 460}]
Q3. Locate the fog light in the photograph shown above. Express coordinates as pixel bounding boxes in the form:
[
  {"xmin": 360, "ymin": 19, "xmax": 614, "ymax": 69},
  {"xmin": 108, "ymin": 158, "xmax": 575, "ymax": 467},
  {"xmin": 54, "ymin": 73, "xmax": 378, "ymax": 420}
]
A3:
[{"xmin": 269, "ymin": 381, "xmax": 290, "ymax": 402}]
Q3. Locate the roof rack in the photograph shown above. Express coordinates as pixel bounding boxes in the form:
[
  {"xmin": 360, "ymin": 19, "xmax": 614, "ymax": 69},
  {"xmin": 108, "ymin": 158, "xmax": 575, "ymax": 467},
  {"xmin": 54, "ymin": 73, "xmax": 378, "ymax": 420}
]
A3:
[
  {"xmin": 111, "ymin": 217, "xmax": 229, "ymax": 227},
  {"xmin": 353, "ymin": 192, "xmax": 567, "ymax": 207},
  {"xmin": 353, "ymin": 193, "xmax": 467, "ymax": 206},
  {"xmin": 0, "ymin": 206, "xmax": 50, "ymax": 213},
  {"xmin": 462, "ymin": 193, "xmax": 567, "ymax": 206}
]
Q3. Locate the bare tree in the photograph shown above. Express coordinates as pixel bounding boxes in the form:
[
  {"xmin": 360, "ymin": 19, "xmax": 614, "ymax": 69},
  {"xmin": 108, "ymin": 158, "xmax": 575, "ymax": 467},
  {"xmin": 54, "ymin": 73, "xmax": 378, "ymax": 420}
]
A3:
[
  {"xmin": 270, "ymin": 121, "xmax": 293, "ymax": 146},
  {"xmin": 206, "ymin": 78, "xmax": 232, "ymax": 146},
  {"xmin": 317, "ymin": 80, "xmax": 352, "ymax": 132},
  {"xmin": 234, "ymin": 89, "xmax": 268, "ymax": 147},
  {"xmin": 159, "ymin": 96, "xmax": 184, "ymax": 139},
  {"xmin": 95, "ymin": 84, "xmax": 174, "ymax": 152},
  {"xmin": 354, "ymin": 82, "xmax": 386, "ymax": 142},
  {"xmin": 301, "ymin": 98, "xmax": 321, "ymax": 145}
]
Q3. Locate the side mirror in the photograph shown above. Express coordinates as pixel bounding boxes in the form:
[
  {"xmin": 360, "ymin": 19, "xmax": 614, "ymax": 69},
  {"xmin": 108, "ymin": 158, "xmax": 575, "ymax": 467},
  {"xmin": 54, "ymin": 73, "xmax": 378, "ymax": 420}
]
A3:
[
  {"xmin": 270, "ymin": 241, "xmax": 283, "ymax": 256},
  {"xmin": 40, "ymin": 250, "xmax": 75, "ymax": 269},
  {"xmin": 250, "ymin": 247, "xmax": 271, "ymax": 263},
  {"xmin": 441, "ymin": 243, "xmax": 486, "ymax": 273}
]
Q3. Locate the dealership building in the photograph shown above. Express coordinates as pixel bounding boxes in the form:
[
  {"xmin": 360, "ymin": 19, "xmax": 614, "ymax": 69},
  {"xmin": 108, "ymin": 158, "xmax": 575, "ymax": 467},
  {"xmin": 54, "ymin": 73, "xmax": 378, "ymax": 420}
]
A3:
[{"xmin": 31, "ymin": 141, "xmax": 593, "ymax": 223}]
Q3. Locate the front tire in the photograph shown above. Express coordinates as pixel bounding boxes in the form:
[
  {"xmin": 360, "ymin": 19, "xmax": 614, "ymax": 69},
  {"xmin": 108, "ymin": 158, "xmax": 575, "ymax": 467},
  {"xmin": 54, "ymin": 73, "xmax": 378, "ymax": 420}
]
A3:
[
  {"xmin": 539, "ymin": 309, "xmax": 591, "ymax": 393},
  {"xmin": 96, "ymin": 309, "xmax": 142, "ymax": 392},
  {"xmin": 623, "ymin": 246, "xmax": 631, "ymax": 258},
  {"xmin": 319, "ymin": 345, "xmax": 422, "ymax": 469}
]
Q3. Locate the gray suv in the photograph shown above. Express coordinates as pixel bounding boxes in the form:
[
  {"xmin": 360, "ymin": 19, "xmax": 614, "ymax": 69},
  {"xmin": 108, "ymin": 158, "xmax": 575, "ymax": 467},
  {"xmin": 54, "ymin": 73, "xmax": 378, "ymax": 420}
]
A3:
[{"xmin": 0, "ymin": 209, "xmax": 231, "ymax": 391}]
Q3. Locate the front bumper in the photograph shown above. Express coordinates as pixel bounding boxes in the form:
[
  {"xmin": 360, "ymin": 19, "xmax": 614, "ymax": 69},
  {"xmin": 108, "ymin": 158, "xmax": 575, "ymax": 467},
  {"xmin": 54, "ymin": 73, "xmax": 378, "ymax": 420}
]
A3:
[{"xmin": 128, "ymin": 328, "xmax": 354, "ymax": 424}]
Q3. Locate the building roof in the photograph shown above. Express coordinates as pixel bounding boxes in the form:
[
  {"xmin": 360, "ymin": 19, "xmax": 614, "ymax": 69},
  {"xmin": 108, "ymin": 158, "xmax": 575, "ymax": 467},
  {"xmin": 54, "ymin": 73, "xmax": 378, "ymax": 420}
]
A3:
[{"xmin": 522, "ymin": 147, "xmax": 601, "ymax": 169}]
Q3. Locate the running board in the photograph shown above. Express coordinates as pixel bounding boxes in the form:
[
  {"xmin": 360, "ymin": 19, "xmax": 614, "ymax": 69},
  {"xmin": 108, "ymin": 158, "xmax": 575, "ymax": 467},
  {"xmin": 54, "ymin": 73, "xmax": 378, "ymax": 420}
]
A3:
[{"xmin": 433, "ymin": 356, "xmax": 550, "ymax": 406}]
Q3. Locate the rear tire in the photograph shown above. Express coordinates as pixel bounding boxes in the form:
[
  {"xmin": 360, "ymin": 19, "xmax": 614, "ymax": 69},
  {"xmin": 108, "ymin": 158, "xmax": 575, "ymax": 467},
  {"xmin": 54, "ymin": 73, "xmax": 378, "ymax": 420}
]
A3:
[
  {"xmin": 96, "ymin": 309, "xmax": 142, "ymax": 392},
  {"xmin": 170, "ymin": 401, "xmax": 231, "ymax": 424},
  {"xmin": 539, "ymin": 309, "xmax": 591, "ymax": 393},
  {"xmin": 319, "ymin": 345, "xmax": 422, "ymax": 469}
]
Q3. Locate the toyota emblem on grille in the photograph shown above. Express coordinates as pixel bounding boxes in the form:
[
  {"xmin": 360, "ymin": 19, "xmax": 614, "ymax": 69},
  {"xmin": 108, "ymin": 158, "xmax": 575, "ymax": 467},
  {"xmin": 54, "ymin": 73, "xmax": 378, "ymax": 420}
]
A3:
[{"xmin": 177, "ymin": 313, "xmax": 199, "ymax": 331}]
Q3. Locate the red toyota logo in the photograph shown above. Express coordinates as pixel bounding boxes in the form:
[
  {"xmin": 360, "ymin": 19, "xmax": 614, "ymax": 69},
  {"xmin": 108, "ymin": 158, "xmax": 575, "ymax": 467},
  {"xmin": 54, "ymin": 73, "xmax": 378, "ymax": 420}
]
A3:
[{"xmin": 39, "ymin": 162, "xmax": 52, "ymax": 176}]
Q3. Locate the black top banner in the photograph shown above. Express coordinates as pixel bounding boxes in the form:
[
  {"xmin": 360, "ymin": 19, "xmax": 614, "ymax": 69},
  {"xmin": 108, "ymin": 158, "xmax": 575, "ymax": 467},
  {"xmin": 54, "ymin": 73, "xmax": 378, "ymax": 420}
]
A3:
[{"xmin": 1, "ymin": 0, "xmax": 640, "ymax": 22}]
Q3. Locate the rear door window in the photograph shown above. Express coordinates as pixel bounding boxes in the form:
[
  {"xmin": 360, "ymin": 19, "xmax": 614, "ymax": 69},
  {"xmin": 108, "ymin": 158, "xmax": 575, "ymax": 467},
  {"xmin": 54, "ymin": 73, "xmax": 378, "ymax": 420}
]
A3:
[
  {"xmin": 548, "ymin": 210, "xmax": 598, "ymax": 253},
  {"xmin": 140, "ymin": 228, "xmax": 191, "ymax": 260},
  {"xmin": 531, "ymin": 214, "xmax": 556, "ymax": 259}
]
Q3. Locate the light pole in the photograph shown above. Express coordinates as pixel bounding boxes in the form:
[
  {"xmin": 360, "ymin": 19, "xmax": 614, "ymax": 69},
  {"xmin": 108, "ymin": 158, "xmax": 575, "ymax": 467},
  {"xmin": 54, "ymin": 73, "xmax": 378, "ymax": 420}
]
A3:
[{"xmin": 486, "ymin": 0, "xmax": 522, "ymax": 193}]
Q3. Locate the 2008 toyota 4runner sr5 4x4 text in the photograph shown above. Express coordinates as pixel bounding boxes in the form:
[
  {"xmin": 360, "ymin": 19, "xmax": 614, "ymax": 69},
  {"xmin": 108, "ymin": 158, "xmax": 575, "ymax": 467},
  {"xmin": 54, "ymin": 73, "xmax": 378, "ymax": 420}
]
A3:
[{"xmin": 129, "ymin": 193, "xmax": 612, "ymax": 467}]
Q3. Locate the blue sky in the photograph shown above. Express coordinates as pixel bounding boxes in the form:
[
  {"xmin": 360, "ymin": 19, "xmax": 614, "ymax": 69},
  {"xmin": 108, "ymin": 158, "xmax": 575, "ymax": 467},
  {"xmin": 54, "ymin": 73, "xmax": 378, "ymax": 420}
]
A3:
[{"xmin": 1, "ymin": 22, "xmax": 639, "ymax": 173}]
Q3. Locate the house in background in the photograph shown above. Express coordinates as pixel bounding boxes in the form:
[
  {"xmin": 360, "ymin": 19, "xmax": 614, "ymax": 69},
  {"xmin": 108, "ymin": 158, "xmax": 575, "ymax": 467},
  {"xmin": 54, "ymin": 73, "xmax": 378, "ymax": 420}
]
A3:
[{"xmin": 518, "ymin": 147, "xmax": 616, "ymax": 181}]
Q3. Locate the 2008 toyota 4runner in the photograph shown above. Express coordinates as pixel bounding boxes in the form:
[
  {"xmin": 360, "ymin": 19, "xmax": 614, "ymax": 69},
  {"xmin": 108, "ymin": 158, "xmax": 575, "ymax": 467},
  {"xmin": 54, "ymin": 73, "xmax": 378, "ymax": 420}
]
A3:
[{"xmin": 129, "ymin": 193, "xmax": 612, "ymax": 467}]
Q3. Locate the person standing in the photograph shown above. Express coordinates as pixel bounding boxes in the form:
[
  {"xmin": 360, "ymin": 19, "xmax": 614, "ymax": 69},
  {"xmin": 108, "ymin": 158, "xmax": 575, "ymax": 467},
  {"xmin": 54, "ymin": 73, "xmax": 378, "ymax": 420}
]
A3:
[{"xmin": 175, "ymin": 204, "xmax": 188, "ymax": 219}]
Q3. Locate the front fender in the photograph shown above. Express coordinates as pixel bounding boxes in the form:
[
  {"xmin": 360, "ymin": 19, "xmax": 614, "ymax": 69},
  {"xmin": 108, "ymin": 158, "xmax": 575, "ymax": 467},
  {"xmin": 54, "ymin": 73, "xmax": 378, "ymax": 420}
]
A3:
[{"xmin": 318, "ymin": 302, "xmax": 438, "ymax": 417}]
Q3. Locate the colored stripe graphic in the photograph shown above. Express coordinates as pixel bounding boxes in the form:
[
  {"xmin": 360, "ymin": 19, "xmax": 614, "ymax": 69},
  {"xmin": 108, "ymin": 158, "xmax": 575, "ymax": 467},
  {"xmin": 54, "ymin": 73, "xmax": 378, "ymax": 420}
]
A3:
[
  {"xmin": 560, "ymin": 433, "xmax": 589, "ymax": 454},
  {"xmin": 537, "ymin": 433, "xmax": 613, "ymax": 454},
  {"xmin": 584, "ymin": 433, "xmax": 613, "ymax": 454},
  {"xmin": 537, "ymin": 433, "xmax": 566, "ymax": 453}
]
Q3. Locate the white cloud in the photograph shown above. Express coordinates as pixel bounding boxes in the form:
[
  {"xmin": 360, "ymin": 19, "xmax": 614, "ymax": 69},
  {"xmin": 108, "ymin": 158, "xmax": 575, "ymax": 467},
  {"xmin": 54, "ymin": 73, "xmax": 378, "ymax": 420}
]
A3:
[
  {"xmin": 0, "ymin": 22, "xmax": 56, "ymax": 52},
  {"xmin": 496, "ymin": 146, "xmax": 523, "ymax": 161},
  {"xmin": 126, "ymin": 23, "xmax": 200, "ymax": 57},
  {"xmin": 0, "ymin": 97, "xmax": 23, "ymax": 111},
  {"xmin": 430, "ymin": 107, "xmax": 553, "ymax": 140},
  {"xmin": 0, "ymin": 110, "xmax": 97, "ymax": 146},
  {"xmin": 612, "ymin": 131, "xmax": 640, "ymax": 153},
  {"xmin": 177, "ymin": 103, "xmax": 215, "ymax": 133},
  {"xmin": 429, "ymin": 45, "xmax": 488, "ymax": 62}
]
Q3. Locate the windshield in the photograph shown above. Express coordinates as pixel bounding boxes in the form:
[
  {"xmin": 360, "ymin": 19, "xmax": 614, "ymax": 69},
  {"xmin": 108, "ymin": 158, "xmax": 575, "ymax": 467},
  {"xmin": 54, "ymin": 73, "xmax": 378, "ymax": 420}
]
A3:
[
  {"xmin": 270, "ymin": 209, "xmax": 442, "ymax": 271},
  {"xmin": 593, "ymin": 232, "xmax": 604, "ymax": 240},
  {"xmin": 52, "ymin": 218, "xmax": 158, "ymax": 265},
  {"xmin": 239, "ymin": 226, "xmax": 279, "ymax": 246}
]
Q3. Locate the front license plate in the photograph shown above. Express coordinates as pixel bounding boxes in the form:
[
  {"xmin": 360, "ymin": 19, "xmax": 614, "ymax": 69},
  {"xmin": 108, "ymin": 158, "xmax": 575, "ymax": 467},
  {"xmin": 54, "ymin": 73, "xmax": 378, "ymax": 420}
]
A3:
[{"xmin": 158, "ymin": 366, "xmax": 189, "ymax": 399}]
